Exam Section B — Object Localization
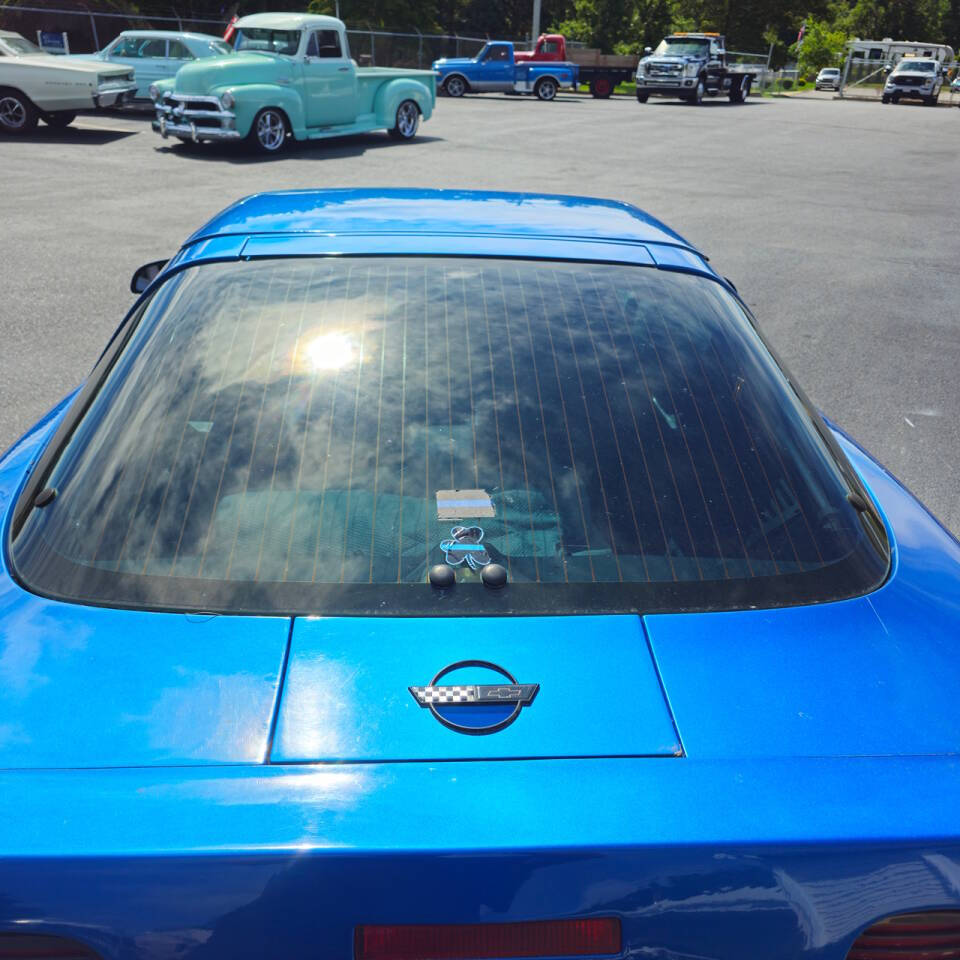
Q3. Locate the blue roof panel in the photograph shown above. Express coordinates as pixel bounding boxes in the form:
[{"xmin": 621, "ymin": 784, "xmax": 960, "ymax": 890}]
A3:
[{"xmin": 184, "ymin": 188, "xmax": 698, "ymax": 251}]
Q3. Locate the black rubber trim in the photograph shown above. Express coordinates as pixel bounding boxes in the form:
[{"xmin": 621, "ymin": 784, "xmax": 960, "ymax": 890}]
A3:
[
  {"xmin": 9, "ymin": 295, "xmax": 151, "ymax": 541},
  {"xmin": 4, "ymin": 547, "xmax": 888, "ymax": 618}
]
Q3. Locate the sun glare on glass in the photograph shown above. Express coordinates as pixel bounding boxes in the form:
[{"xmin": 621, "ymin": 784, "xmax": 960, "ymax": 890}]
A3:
[{"xmin": 301, "ymin": 332, "xmax": 356, "ymax": 372}]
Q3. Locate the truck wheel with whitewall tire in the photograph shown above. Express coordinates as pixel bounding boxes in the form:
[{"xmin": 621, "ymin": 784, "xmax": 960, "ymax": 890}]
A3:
[
  {"xmin": 688, "ymin": 77, "xmax": 704, "ymax": 104},
  {"xmin": 43, "ymin": 111, "xmax": 76, "ymax": 129},
  {"xmin": 535, "ymin": 77, "xmax": 558, "ymax": 101},
  {"xmin": 443, "ymin": 75, "xmax": 467, "ymax": 97},
  {"xmin": 636, "ymin": 91, "xmax": 649, "ymax": 103},
  {"xmin": 247, "ymin": 107, "xmax": 288, "ymax": 155},
  {"xmin": 387, "ymin": 99, "xmax": 420, "ymax": 140},
  {"xmin": 0, "ymin": 88, "xmax": 37, "ymax": 135},
  {"xmin": 590, "ymin": 75, "xmax": 613, "ymax": 98}
]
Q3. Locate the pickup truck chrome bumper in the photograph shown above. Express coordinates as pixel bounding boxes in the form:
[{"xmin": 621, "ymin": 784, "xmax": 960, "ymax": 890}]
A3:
[
  {"xmin": 636, "ymin": 77, "xmax": 696, "ymax": 94},
  {"xmin": 153, "ymin": 117, "xmax": 242, "ymax": 141},
  {"xmin": 153, "ymin": 93, "xmax": 239, "ymax": 141},
  {"xmin": 94, "ymin": 81, "xmax": 137, "ymax": 108}
]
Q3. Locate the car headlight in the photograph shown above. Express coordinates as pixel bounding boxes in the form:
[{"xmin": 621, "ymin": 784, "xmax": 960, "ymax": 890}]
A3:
[
  {"xmin": 220, "ymin": 90, "xmax": 235, "ymax": 109},
  {"xmin": 684, "ymin": 61, "xmax": 699, "ymax": 77},
  {"xmin": 149, "ymin": 84, "xmax": 160, "ymax": 101}
]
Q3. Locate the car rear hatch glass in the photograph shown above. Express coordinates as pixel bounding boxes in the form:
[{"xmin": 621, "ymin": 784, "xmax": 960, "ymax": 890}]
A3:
[{"xmin": 10, "ymin": 256, "xmax": 886, "ymax": 618}]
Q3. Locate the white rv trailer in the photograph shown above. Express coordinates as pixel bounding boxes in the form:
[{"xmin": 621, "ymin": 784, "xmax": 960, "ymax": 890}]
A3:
[{"xmin": 846, "ymin": 38, "xmax": 955, "ymax": 64}]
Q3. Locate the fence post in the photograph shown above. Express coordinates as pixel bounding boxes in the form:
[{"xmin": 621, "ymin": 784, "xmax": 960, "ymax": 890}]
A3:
[
  {"xmin": 416, "ymin": 27, "xmax": 422, "ymax": 68},
  {"xmin": 78, "ymin": 3, "xmax": 100, "ymax": 50},
  {"xmin": 839, "ymin": 52, "xmax": 852, "ymax": 97},
  {"xmin": 370, "ymin": 29, "xmax": 374, "ymax": 65}
]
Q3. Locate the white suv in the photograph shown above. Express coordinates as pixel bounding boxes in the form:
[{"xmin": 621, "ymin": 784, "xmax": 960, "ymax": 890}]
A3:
[{"xmin": 815, "ymin": 67, "xmax": 840, "ymax": 90}]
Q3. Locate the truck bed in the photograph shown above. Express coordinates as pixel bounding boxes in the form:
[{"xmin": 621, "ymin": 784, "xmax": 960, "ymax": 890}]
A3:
[{"xmin": 568, "ymin": 48, "xmax": 637, "ymax": 69}]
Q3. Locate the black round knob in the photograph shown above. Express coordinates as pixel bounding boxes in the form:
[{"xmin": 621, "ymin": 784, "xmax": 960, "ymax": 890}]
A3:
[
  {"xmin": 481, "ymin": 563, "xmax": 508, "ymax": 589},
  {"xmin": 429, "ymin": 564, "xmax": 456, "ymax": 588}
]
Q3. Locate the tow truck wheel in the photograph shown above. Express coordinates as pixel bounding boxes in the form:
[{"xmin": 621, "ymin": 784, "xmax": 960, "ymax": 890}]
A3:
[
  {"xmin": 688, "ymin": 78, "xmax": 704, "ymax": 105},
  {"xmin": 43, "ymin": 111, "xmax": 76, "ymax": 128},
  {"xmin": 636, "ymin": 91, "xmax": 649, "ymax": 103},
  {"xmin": 444, "ymin": 75, "xmax": 466, "ymax": 98},
  {"xmin": 729, "ymin": 76, "xmax": 749, "ymax": 103},
  {"xmin": 247, "ymin": 107, "xmax": 288, "ymax": 155},
  {"xmin": 0, "ymin": 88, "xmax": 37, "ymax": 135},
  {"xmin": 388, "ymin": 99, "xmax": 420, "ymax": 140},
  {"xmin": 590, "ymin": 76, "xmax": 613, "ymax": 98},
  {"xmin": 535, "ymin": 78, "xmax": 558, "ymax": 101}
]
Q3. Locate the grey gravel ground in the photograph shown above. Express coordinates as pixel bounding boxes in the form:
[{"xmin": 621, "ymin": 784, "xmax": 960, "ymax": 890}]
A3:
[{"xmin": 1, "ymin": 93, "xmax": 958, "ymax": 533}]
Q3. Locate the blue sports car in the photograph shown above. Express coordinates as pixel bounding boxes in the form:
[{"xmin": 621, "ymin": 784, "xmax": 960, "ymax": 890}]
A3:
[{"xmin": 1, "ymin": 189, "xmax": 960, "ymax": 960}]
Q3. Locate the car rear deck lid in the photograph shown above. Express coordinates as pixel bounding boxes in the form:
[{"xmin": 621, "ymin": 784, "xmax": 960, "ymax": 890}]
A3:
[{"xmin": 271, "ymin": 614, "xmax": 682, "ymax": 763}]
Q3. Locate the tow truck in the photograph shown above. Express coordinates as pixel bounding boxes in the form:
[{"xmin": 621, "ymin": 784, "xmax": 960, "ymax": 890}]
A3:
[{"xmin": 635, "ymin": 32, "xmax": 758, "ymax": 104}]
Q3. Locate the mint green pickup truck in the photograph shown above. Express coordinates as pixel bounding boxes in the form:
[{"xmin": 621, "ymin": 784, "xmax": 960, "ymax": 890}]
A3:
[{"xmin": 150, "ymin": 13, "xmax": 435, "ymax": 154}]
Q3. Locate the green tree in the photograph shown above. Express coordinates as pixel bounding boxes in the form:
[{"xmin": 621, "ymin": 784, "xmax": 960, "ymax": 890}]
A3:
[
  {"xmin": 792, "ymin": 15, "xmax": 847, "ymax": 71},
  {"xmin": 307, "ymin": 0, "xmax": 440, "ymax": 31},
  {"xmin": 552, "ymin": 0, "xmax": 636, "ymax": 50}
]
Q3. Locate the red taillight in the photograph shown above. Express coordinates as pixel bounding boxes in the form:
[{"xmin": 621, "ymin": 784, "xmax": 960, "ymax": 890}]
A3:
[
  {"xmin": 0, "ymin": 936, "xmax": 98, "ymax": 960},
  {"xmin": 355, "ymin": 917, "xmax": 621, "ymax": 960},
  {"xmin": 848, "ymin": 911, "xmax": 960, "ymax": 960}
]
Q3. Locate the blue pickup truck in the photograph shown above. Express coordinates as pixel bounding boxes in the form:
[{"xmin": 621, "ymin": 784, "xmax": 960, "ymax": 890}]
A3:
[{"xmin": 433, "ymin": 41, "xmax": 578, "ymax": 100}]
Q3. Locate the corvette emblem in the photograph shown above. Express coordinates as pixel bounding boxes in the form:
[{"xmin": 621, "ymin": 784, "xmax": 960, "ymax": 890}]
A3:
[{"xmin": 410, "ymin": 660, "xmax": 539, "ymax": 735}]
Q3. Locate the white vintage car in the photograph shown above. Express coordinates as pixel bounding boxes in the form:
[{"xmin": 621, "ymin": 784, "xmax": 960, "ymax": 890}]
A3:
[{"xmin": 0, "ymin": 30, "xmax": 137, "ymax": 133}]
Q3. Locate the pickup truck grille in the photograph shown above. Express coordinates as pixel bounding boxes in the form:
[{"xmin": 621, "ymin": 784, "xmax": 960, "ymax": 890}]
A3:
[
  {"xmin": 649, "ymin": 63, "xmax": 682, "ymax": 76},
  {"xmin": 891, "ymin": 75, "xmax": 926, "ymax": 86},
  {"xmin": 156, "ymin": 92, "xmax": 234, "ymax": 131}
]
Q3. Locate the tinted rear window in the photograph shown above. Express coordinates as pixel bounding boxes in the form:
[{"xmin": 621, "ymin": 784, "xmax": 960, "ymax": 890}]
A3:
[{"xmin": 11, "ymin": 258, "xmax": 887, "ymax": 615}]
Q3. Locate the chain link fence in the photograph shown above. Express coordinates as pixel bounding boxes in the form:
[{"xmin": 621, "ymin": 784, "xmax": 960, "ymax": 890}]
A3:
[
  {"xmin": 836, "ymin": 55, "xmax": 960, "ymax": 103},
  {"xmin": 0, "ymin": 3, "xmax": 518, "ymax": 65}
]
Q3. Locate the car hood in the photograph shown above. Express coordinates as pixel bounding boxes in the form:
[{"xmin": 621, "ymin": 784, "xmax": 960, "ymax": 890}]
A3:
[
  {"xmin": 2, "ymin": 404, "xmax": 959, "ymax": 769},
  {"xmin": 171, "ymin": 52, "xmax": 284, "ymax": 93},
  {"xmin": 3, "ymin": 56, "xmax": 131, "ymax": 77},
  {"xmin": 432, "ymin": 57, "xmax": 475, "ymax": 69}
]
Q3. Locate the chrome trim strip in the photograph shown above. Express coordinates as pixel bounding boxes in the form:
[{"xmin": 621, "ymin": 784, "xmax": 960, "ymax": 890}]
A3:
[{"xmin": 153, "ymin": 119, "xmax": 242, "ymax": 141}]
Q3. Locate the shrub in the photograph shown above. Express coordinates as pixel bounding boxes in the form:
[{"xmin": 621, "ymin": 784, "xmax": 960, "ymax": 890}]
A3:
[
  {"xmin": 782, "ymin": 78, "xmax": 794, "ymax": 89},
  {"xmin": 798, "ymin": 79, "xmax": 807, "ymax": 87}
]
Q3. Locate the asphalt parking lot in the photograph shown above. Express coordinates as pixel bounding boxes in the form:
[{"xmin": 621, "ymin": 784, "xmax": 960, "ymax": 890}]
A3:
[{"xmin": 2, "ymin": 93, "xmax": 958, "ymax": 534}]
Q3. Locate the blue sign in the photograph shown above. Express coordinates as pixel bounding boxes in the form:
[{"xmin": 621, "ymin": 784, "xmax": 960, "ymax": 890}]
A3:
[{"xmin": 37, "ymin": 31, "xmax": 69, "ymax": 53}]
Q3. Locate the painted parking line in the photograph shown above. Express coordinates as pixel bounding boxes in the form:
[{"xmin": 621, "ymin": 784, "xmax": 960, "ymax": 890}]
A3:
[{"xmin": 72, "ymin": 120, "xmax": 147, "ymax": 133}]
